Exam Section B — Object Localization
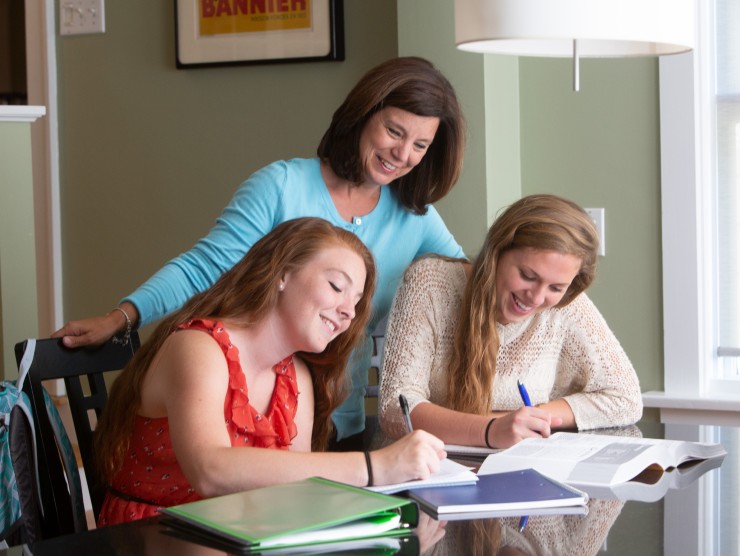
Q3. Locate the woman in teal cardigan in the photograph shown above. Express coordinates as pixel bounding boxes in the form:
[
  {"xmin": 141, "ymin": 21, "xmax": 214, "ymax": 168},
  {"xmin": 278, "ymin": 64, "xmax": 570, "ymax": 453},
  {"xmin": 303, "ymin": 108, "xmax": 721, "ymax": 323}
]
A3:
[{"xmin": 54, "ymin": 56, "xmax": 467, "ymax": 450}]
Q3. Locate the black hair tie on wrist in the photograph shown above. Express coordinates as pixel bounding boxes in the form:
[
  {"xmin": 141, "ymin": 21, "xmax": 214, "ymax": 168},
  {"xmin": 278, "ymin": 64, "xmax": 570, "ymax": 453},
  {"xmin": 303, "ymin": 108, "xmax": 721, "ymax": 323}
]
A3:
[
  {"xmin": 363, "ymin": 450, "xmax": 374, "ymax": 487},
  {"xmin": 484, "ymin": 417, "xmax": 497, "ymax": 449}
]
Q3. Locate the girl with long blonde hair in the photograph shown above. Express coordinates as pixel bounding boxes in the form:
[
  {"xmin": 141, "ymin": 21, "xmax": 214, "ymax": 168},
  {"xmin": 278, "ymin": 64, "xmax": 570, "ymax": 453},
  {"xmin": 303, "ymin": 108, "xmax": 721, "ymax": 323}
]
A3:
[{"xmin": 378, "ymin": 194, "xmax": 642, "ymax": 448}]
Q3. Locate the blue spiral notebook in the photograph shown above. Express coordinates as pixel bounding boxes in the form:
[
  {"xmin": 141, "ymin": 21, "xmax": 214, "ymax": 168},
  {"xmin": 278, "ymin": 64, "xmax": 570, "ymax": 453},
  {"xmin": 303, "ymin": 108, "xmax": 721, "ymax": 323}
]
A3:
[{"xmin": 408, "ymin": 468, "xmax": 588, "ymax": 520}]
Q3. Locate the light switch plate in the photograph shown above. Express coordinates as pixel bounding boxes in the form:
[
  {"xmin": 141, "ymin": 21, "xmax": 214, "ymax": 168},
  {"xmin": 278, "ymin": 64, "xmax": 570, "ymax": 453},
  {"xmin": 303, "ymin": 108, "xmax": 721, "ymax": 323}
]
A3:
[
  {"xmin": 60, "ymin": 0, "xmax": 105, "ymax": 35},
  {"xmin": 585, "ymin": 208, "xmax": 606, "ymax": 256}
]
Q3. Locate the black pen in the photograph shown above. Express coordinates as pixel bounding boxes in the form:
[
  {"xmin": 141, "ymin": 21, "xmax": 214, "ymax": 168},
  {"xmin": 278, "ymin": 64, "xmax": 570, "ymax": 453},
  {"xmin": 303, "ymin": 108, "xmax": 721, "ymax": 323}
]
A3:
[{"xmin": 399, "ymin": 394, "xmax": 413, "ymax": 433}]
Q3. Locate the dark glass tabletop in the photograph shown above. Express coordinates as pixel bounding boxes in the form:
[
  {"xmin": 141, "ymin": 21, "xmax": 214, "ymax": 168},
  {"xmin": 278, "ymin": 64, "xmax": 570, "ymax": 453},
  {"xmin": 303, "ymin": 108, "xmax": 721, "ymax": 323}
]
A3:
[
  {"xmin": 422, "ymin": 417, "xmax": 735, "ymax": 555},
  {"xmin": 2, "ymin": 416, "xmax": 735, "ymax": 556}
]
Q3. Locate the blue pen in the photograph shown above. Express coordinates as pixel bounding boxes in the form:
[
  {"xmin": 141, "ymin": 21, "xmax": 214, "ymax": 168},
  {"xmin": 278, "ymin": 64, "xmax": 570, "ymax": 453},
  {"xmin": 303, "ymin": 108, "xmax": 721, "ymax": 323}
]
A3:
[
  {"xmin": 399, "ymin": 394, "xmax": 413, "ymax": 433},
  {"xmin": 517, "ymin": 380, "xmax": 532, "ymax": 407},
  {"xmin": 517, "ymin": 380, "xmax": 532, "ymax": 532}
]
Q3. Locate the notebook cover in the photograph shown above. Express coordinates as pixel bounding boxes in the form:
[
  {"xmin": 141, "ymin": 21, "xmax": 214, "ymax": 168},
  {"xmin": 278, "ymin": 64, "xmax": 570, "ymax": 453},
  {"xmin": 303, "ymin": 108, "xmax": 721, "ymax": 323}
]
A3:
[
  {"xmin": 159, "ymin": 477, "xmax": 418, "ymax": 549},
  {"xmin": 413, "ymin": 503, "xmax": 590, "ymax": 522},
  {"xmin": 161, "ymin": 517, "xmax": 420, "ymax": 554},
  {"xmin": 408, "ymin": 468, "xmax": 588, "ymax": 517}
]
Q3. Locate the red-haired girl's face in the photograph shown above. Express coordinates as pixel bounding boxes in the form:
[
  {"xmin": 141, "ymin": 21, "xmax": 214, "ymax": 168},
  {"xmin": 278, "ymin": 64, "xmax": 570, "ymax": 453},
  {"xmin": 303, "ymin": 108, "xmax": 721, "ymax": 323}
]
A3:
[{"xmin": 277, "ymin": 246, "xmax": 366, "ymax": 353}]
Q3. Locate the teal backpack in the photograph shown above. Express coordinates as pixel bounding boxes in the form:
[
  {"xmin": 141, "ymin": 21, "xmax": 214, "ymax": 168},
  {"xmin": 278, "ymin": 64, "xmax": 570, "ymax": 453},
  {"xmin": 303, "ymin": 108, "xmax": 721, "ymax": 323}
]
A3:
[
  {"xmin": 1, "ymin": 371, "xmax": 41, "ymax": 545},
  {"xmin": 0, "ymin": 339, "xmax": 84, "ymax": 547}
]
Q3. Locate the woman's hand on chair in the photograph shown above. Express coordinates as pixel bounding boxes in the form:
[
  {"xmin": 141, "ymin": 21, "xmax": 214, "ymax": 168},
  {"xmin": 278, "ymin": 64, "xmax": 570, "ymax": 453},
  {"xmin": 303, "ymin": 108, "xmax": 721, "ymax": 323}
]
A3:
[{"xmin": 51, "ymin": 302, "xmax": 139, "ymax": 348}]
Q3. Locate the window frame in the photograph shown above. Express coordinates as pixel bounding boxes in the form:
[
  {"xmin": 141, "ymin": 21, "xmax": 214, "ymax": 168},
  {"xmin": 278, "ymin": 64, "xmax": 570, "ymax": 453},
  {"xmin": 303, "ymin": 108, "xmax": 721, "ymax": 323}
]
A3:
[{"xmin": 658, "ymin": 0, "xmax": 740, "ymax": 414}]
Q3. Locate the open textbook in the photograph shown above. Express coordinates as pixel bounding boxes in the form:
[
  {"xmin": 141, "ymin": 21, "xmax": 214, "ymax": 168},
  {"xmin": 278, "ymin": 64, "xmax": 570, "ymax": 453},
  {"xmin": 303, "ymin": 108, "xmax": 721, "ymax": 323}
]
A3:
[
  {"xmin": 477, "ymin": 432, "xmax": 726, "ymax": 492},
  {"xmin": 579, "ymin": 454, "xmax": 725, "ymax": 502}
]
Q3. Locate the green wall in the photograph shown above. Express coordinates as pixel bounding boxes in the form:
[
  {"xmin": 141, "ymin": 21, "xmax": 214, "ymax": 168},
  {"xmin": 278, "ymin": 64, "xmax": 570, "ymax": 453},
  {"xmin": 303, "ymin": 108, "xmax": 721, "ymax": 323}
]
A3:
[
  {"xmin": 0, "ymin": 119, "xmax": 38, "ymax": 377},
  {"xmin": 394, "ymin": 2, "xmax": 663, "ymax": 393},
  {"xmin": 519, "ymin": 57, "xmax": 664, "ymax": 392},
  {"xmin": 55, "ymin": 1, "xmax": 663, "ymax": 393},
  {"xmin": 398, "ymin": 0, "xmax": 523, "ymax": 257}
]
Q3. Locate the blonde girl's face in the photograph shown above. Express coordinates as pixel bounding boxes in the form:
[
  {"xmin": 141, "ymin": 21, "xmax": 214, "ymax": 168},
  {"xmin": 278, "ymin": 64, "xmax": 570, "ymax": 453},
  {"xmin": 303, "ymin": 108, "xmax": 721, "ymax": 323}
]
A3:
[{"xmin": 494, "ymin": 247, "xmax": 582, "ymax": 325}]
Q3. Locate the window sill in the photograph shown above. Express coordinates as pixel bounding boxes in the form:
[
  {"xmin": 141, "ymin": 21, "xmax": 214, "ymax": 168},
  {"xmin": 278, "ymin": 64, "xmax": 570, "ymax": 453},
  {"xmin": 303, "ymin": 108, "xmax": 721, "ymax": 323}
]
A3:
[{"xmin": 642, "ymin": 391, "xmax": 740, "ymax": 426}]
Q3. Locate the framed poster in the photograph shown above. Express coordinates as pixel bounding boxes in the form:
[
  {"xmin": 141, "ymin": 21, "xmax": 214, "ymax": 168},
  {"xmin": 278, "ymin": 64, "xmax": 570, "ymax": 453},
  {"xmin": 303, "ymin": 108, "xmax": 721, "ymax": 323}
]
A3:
[{"xmin": 175, "ymin": 0, "xmax": 344, "ymax": 68}]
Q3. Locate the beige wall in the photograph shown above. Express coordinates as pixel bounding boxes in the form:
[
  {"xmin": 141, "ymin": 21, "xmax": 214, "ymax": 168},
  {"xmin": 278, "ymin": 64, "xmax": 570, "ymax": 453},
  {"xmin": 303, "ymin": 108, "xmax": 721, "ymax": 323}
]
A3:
[
  {"xmin": 54, "ymin": 1, "xmax": 663, "ymax": 393},
  {"xmin": 56, "ymin": 0, "xmax": 399, "ymax": 337}
]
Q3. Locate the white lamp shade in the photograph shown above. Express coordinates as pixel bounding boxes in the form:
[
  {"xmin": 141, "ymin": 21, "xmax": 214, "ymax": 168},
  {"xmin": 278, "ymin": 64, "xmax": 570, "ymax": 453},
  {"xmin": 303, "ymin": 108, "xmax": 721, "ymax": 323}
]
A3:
[{"xmin": 455, "ymin": 0, "xmax": 694, "ymax": 57}]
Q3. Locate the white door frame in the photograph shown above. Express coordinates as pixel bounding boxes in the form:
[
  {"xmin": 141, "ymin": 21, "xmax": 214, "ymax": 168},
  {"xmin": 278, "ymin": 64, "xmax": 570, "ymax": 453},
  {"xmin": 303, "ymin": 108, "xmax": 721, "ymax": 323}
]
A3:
[{"xmin": 25, "ymin": 0, "xmax": 62, "ymax": 336}]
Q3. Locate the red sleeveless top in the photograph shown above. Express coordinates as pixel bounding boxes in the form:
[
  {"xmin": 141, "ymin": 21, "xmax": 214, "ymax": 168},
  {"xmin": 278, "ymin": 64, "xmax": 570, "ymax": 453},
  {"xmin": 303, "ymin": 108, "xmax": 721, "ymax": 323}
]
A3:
[{"xmin": 98, "ymin": 319, "xmax": 299, "ymax": 526}]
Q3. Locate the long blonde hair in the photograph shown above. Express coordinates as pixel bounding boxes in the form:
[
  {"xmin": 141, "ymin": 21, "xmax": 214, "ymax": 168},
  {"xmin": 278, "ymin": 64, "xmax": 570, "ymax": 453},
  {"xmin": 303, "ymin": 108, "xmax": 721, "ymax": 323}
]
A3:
[
  {"xmin": 96, "ymin": 218, "xmax": 377, "ymax": 482},
  {"xmin": 446, "ymin": 194, "xmax": 599, "ymax": 415}
]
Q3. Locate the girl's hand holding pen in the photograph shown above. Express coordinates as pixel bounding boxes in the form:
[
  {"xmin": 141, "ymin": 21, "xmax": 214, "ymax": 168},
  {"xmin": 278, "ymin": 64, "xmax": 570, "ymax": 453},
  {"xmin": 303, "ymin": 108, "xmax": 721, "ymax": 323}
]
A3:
[
  {"xmin": 486, "ymin": 407, "xmax": 558, "ymax": 448},
  {"xmin": 379, "ymin": 394, "xmax": 447, "ymax": 484},
  {"xmin": 370, "ymin": 430, "xmax": 446, "ymax": 485},
  {"xmin": 485, "ymin": 403, "xmax": 563, "ymax": 449}
]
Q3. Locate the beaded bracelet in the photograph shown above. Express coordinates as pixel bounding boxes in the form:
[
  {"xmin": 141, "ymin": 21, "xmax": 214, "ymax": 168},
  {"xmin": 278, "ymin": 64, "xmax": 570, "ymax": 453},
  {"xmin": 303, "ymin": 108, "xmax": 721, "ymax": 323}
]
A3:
[
  {"xmin": 484, "ymin": 417, "xmax": 497, "ymax": 449},
  {"xmin": 111, "ymin": 306, "xmax": 132, "ymax": 347},
  {"xmin": 363, "ymin": 450, "xmax": 374, "ymax": 487}
]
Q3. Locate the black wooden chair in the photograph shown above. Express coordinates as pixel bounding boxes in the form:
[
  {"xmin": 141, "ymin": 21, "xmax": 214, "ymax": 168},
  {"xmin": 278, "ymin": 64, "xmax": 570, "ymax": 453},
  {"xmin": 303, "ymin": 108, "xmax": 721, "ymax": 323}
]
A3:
[{"xmin": 14, "ymin": 332, "xmax": 140, "ymax": 539}]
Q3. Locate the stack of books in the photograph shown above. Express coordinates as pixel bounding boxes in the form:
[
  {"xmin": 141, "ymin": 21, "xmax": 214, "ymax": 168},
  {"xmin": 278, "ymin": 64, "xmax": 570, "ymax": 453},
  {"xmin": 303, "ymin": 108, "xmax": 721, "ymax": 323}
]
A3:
[{"xmin": 158, "ymin": 432, "xmax": 727, "ymax": 552}]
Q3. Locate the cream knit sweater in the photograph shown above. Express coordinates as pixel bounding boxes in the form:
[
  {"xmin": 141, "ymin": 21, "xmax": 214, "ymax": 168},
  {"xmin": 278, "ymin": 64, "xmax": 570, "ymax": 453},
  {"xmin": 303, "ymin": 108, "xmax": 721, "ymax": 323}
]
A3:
[{"xmin": 377, "ymin": 258, "xmax": 643, "ymax": 441}]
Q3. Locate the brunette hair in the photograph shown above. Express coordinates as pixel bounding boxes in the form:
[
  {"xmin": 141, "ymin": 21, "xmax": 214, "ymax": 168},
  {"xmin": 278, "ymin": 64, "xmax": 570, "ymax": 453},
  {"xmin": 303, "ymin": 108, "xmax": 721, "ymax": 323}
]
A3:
[
  {"xmin": 96, "ymin": 218, "xmax": 376, "ymax": 482},
  {"xmin": 317, "ymin": 56, "xmax": 466, "ymax": 215},
  {"xmin": 446, "ymin": 194, "xmax": 599, "ymax": 415}
]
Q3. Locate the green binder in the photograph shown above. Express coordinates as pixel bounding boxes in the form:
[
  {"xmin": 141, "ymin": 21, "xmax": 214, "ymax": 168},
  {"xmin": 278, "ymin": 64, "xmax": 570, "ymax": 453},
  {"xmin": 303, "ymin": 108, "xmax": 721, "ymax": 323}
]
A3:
[{"xmin": 159, "ymin": 477, "xmax": 419, "ymax": 552}]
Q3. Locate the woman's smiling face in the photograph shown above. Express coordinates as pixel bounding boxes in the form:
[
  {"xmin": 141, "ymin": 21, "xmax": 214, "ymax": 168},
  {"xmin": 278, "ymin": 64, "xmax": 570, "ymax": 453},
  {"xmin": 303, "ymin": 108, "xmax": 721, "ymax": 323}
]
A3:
[
  {"xmin": 357, "ymin": 106, "xmax": 439, "ymax": 187},
  {"xmin": 494, "ymin": 247, "xmax": 582, "ymax": 325}
]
